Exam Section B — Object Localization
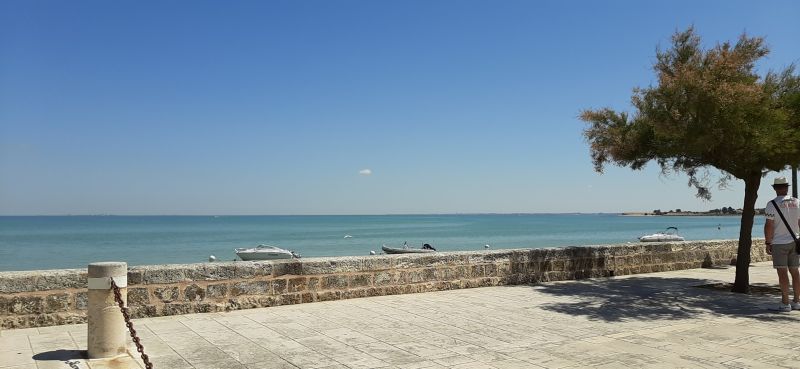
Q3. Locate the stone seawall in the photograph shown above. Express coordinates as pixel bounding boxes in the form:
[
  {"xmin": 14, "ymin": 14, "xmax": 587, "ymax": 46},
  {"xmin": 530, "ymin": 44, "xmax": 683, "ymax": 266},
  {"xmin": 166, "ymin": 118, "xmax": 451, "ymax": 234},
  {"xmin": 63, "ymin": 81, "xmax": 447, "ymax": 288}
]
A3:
[{"xmin": 0, "ymin": 240, "xmax": 769, "ymax": 329}]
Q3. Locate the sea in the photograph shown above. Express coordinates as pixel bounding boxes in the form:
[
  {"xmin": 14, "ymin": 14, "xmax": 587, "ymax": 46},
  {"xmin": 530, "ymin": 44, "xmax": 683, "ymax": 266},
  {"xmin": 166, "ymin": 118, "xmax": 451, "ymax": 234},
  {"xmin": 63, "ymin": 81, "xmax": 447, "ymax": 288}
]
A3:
[{"xmin": 0, "ymin": 214, "xmax": 764, "ymax": 272}]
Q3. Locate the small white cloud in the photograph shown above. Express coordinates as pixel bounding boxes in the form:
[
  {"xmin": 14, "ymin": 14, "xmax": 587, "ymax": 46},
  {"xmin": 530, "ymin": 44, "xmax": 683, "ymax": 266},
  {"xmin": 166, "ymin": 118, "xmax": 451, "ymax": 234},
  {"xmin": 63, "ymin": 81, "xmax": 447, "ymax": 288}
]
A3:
[{"xmin": 359, "ymin": 169, "xmax": 372, "ymax": 176}]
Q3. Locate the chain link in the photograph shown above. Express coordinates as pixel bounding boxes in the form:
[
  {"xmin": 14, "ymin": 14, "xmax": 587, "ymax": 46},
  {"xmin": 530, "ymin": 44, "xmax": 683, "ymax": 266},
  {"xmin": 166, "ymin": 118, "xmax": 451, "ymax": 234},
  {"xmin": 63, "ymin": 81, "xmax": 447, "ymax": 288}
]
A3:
[{"xmin": 111, "ymin": 278, "xmax": 153, "ymax": 369}]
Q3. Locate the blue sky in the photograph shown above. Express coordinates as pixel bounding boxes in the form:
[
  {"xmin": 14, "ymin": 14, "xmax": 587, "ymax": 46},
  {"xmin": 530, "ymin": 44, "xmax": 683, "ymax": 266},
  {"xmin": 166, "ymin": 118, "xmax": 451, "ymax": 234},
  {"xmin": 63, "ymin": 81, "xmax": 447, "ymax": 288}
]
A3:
[{"xmin": 1, "ymin": 0, "xmax": 799, "ymax": 215}]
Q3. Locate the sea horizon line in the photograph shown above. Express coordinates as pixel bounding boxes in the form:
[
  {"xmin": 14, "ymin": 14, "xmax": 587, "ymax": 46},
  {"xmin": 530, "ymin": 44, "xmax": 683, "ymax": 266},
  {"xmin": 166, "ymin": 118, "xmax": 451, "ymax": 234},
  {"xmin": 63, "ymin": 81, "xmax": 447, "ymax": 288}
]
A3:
[{"xmin": 0, "ymin": 212, "xmax": 625, "ymax": 217}]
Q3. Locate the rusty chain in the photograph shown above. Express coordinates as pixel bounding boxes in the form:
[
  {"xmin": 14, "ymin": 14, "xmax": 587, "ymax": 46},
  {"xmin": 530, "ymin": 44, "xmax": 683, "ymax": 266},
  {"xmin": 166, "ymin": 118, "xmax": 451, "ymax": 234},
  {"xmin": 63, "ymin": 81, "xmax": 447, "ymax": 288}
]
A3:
[{"xmin": 111, "ymin": 278, "xmax": 154, "ymax": 369}]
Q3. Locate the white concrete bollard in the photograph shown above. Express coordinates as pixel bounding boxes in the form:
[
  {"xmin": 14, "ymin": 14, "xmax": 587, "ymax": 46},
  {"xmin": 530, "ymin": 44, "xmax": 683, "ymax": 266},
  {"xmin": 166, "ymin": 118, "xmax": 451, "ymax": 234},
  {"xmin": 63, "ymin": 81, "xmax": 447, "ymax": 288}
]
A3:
[{"xmin": 87, "ymin": 262, "xmax": 128, "ymax": 359}]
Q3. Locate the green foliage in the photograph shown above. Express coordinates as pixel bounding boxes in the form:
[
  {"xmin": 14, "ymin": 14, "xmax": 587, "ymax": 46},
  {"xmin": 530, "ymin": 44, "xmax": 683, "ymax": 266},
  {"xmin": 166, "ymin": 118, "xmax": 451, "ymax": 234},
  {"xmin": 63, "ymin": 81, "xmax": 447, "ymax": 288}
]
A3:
[{"xmin": 581, "ymin": 27, "xmax": 800, "ymax": 199}]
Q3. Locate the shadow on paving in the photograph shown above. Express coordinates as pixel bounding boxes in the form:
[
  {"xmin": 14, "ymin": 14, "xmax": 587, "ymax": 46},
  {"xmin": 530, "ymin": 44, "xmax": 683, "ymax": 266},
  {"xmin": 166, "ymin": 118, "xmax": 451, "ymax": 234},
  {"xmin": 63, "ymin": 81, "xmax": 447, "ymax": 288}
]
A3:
[
  {"xmin": 32, "ymin": 349, "xmax": 86, "ymax": 361},
  {"xmin": 32, "ymin": 350, "xmax": 86, "ymax": 369},
  {"xmin": 524, "ymin": 276, "xmax": 795, "ymax": 323}
]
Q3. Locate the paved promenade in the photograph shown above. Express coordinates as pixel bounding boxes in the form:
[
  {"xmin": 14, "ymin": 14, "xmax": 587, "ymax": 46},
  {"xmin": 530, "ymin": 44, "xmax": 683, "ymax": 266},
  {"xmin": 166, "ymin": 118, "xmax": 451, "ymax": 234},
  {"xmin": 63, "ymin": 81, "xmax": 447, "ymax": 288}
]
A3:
[{"xmin": 2, "ymin": 262, "xmax": 799, "ymax": 369}]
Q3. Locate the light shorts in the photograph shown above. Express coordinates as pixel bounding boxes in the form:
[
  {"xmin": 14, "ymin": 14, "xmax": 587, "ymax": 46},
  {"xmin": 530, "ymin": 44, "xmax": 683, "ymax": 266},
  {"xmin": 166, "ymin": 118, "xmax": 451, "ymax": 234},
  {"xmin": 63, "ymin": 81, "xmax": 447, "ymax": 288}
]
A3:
[{"xmin": 772, "ymin": 242, "xmax": 800, "ymax": 269}]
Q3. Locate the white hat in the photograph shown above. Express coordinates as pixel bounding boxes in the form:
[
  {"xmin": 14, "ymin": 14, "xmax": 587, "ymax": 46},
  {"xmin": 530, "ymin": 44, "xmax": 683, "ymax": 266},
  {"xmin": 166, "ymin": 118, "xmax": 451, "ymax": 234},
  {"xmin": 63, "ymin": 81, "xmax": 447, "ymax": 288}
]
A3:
[{"xmin": 773, "ymin": 177, "xmax": 789, "ymax": 186}]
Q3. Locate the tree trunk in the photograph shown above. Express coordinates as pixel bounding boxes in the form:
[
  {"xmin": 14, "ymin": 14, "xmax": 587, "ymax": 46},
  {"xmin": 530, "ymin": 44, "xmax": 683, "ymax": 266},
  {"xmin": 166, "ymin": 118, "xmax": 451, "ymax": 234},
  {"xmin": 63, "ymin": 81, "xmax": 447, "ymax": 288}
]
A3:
[{"xmin": 731, "ymin": 171, "xmax": 761, "ymax": 293}]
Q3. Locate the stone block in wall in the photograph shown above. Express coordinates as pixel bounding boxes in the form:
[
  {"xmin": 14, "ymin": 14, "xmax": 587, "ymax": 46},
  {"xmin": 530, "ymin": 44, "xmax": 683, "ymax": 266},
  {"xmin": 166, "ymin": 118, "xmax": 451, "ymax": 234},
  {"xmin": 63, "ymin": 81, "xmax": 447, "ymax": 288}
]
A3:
[
  {"xmin": 465, "ymin": 251, "xmax": 513, "ymax": 265},
  {"xmin": 394, "ymin": 255, "xmax": 441, "ymax": 269},
  {"xmin": 128, "ymin": 288, "xmax": 150, "ymax": 306},
  {"xmin": 127, "ymin": 270, "xmax": 144, "ymax": 285},
  {"xmin": 316, "ymin": 290, "xmax": 342, "ymax": 302},
  {"xmin": 190, "ymin": 303, "xmax": 215, "ymax": 314},
  {"xmin": 404, "ymin": 267, "xmax": 436, "ymax": 285},
  {"xmin": 10, "ymin": 296, "xmax": 43, "ymax": 314},
  {"xmin": 307, "ymin": 277, "xmax": 320, "ymax": 291},
  {"xmin": 507, "ymin": 250, "xmax": 531, "ymax": 264},
  {"xmin": 256, "ymin": 295, "xmax": 278, "ymax": 307},
  {"xmin": 272, "ymin": 261, "xmax": 303, "ymax": 277},
  {"xmin": 362, "ymin": 257, "xmax": 393, "ymax": 271},
  {"xmin": 234, "ymin": 263, "xmax": 273, "ymax": 279},
  {"xmin": 299, "ymin": 261, "xmax": 333, "ymax": 275},
  {"xmin": 494, "ymin": 263, "xmax": 511, "ymax": 277},
  {"xmin": 301, "ymin": 292, "xmax": 314, "ymax": 303},
  {"xmin": 207, "ymin": 284, "xmax": 228, "ymax": 299},
  {"xmin": 349, "ymin": 274, "xmax": 372, "ymax": 288},
  {"xmin": 400, "ymin": 270, "xmax": 423, "ymax": 284},
  {"xmin": 45, "ymin": 293, "xmax": 70, "ymax": 313},
  {"xmin": 142, "ymin": 267, "xmax": 189, "ymax": 284},
  {"xmin": 75, "ymin": 292, "xmax": 88, "ymax": 310},
  {"xmin": 469, "ymin": 265, "xmax": 484, "ymax": 278},
  {"xmin": 361, "ymin": 287, "xmax": 377, "ymax": 297},
  {"xmin": 355, "ymin": 289, "xmax": 373, "ymax": 298},
  {"xmin": 27, "ymin": 313, "xmax": 86, "ymax": 329},
  {"xmin": 195, "ymin": 264, "xmax": 238, "ymax": 281},
  {"xmin": 162, "ymin": 303, "xmax": 192, "ymax": 316},
  {"xmin": 279, "ymin": 293, "xmax": 302, "ymax": 305},
  {"xmin": 231, "ymin": 281, "xmax": 269, "ymax": 296},
  {"xmin": 201, "ymin": 303, "xmax": 227, "ymax": 313},
  {"xmin": 478, "ymin": 278, "xmax": 496, "ymax": 287},
  {"xmin": 457, "ymin": 279, "xmax": 474, "ymax": 288},
  {"xmin": 129, "ymin": 305, "xmax": 158, "ymax": 319},
  {"xmin": 303, "ymin": 258, "xmax": 363, "ymax": 275},
  {"xmin": 35, "ymin": 272, "xmax": 87, "ymax": 291},
  {"xmin": 1, "ymin": 270, "xmax": 82, "ymax": 294},
  {"xmin": 374, "ymin": 271, "xmax": 400, "ymax": 286},
  {"xmin": 593, "ymin": 257, "xmax": 607, "ymax": 269},
  {"xmin": 440, "ymin": 266, "xmax": 467, "ymax": 280},
  {"xmin": 287, "ymin": 277, "xmax": 307, "ymax": 292},
  {"xmin": 184, "ymin": 284, "xmax": 205, "ymax": 302},
  {"xmin": 321, "ymin": 276, "xmax": 348, "ymax": 290},
  {"xmin": 510, "ymin": 262, "xmax": 528, "ymax": 275},
  {"xmin": 0, "ymin": 296, "xmax": 8, "ymax": 314},
  {"xmin": 413, "ymin": 283, "xmax": 435, "ymax": 294},
  {"xmin": 1, "ymin": 316, "xmax": 24, "ymax": 329},
  {"xmin": 154, "ymin": 287, "xmax": 180, "ymax": 303},
  {"xmin": 227, "ymin": 297, "xmax": 257, "ymax": 311},
  {"xmin": 0, "ymin": 273, "xmax": 38, "ymax": 293},
  {"xmin": 383, "ymin": 285, "xmax": 403, "ymax": 295},
  {"xmin": 271, "ymin": 279, "xmax": 288, "ymax": 294},
  {"xmin": 546, "ymin": 258, "xmax": 562, "ymax": 272}
]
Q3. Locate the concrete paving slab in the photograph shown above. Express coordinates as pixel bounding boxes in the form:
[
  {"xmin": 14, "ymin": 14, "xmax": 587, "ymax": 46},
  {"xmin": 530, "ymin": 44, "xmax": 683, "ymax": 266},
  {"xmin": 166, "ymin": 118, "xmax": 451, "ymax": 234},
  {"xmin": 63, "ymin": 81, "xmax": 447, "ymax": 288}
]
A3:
[{"xmin": 0, "ymin": 349, "xmax": 34, "ymax": 368}]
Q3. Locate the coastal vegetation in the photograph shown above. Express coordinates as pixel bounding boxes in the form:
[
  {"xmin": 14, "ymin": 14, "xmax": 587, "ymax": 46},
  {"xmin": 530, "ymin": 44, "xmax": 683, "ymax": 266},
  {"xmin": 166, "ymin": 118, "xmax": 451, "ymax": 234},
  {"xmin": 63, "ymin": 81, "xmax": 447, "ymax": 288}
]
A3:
[
  {"xmin": 624, "ymin": 207, "xmax": 763, "ymax": 216},
  {"xmin": 581, "ymin": 27, "xmax": 800, "ymax": 293}
]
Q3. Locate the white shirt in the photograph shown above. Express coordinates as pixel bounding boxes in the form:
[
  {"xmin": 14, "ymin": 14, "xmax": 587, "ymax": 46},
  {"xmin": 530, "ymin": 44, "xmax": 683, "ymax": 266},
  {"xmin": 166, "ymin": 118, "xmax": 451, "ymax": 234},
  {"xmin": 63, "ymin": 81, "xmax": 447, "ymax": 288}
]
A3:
[{"xmin": 765, "ymin": 195, "xmax": 800, "ymax": 244}]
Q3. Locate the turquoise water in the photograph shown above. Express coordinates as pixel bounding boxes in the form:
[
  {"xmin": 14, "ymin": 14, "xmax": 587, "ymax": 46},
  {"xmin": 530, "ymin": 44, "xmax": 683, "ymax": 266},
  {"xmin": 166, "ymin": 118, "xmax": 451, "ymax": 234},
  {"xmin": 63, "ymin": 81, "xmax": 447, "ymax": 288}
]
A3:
[{"xmin": 0, "ymin": 214, "xmax": 763, "ymax": 271}]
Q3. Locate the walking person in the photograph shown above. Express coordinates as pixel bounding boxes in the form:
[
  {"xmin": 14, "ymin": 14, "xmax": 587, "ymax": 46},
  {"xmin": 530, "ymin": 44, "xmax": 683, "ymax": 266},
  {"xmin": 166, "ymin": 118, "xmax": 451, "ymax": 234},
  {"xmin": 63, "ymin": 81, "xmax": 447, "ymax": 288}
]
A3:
[{"xmin": 764, "ymin": 177, "xmax": 800, "ymax": 311}]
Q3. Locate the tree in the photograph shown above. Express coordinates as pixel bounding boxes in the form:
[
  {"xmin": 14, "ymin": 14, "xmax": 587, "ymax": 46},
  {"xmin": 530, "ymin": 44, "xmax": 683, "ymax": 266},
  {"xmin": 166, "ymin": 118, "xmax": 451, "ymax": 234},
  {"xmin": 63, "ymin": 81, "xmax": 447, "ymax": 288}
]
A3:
[{"xmin": 581, "ymin": 27, "xmax": 800, "ymax": 293}]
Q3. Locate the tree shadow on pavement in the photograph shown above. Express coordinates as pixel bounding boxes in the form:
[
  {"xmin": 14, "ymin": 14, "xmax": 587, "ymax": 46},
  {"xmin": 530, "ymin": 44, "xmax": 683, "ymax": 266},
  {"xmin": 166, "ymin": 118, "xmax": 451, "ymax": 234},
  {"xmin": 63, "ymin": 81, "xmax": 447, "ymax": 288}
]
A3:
[{"xmin": 525, "ymin": 276, "xmax": 795, "ymax": 323}]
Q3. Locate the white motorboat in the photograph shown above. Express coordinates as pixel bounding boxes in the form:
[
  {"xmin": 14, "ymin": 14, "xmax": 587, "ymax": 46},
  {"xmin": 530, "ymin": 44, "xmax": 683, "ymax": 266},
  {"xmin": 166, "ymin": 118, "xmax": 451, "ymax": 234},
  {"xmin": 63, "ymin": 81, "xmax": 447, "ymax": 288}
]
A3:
[
  {"xmin": 381, "ymin": 241, "xmax": 437, "ymax": 254},
  {"xmin": 235, "ymin": 245, "xmax": 301, "ymax": 261},
  {"xmin": 639, "ymin": 227, "xmax": 685, "ymax": 242}
]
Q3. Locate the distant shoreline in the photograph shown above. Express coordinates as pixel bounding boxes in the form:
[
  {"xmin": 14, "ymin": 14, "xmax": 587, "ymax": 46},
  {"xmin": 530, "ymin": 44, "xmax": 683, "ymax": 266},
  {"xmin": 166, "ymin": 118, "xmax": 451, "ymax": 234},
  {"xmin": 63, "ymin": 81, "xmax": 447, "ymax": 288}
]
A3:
[{"xmin": 621, "ymin": 212, "xmax": 745, "ymax": 217}]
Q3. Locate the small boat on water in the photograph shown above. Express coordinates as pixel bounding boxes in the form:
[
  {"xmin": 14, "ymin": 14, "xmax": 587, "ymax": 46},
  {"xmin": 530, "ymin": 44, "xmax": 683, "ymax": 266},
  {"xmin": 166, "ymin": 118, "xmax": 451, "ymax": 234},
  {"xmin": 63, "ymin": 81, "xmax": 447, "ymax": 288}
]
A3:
[
  {"xmin": 381, "ymin": 241, "xmax": 437, "ymax": 254},
  {"xmin": 235, "ymin": 245, "xmax": 301, "ymax": 261},
  {"xmin": 639, "ymin": 227, "xmax": 685, "ymax": 242}
]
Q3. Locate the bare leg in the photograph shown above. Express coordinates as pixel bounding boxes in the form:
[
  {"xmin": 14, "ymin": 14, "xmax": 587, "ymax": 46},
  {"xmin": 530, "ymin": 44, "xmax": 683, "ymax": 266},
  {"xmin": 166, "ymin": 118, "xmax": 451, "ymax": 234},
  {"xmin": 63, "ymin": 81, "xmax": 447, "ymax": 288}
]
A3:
[
  {"xmin": 789, "ymin": 267, "xmax": 800, "ymax": 303},
  {"xmin": 777, "ymin": 268, "xmax": 790, "ymax": 305}
]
